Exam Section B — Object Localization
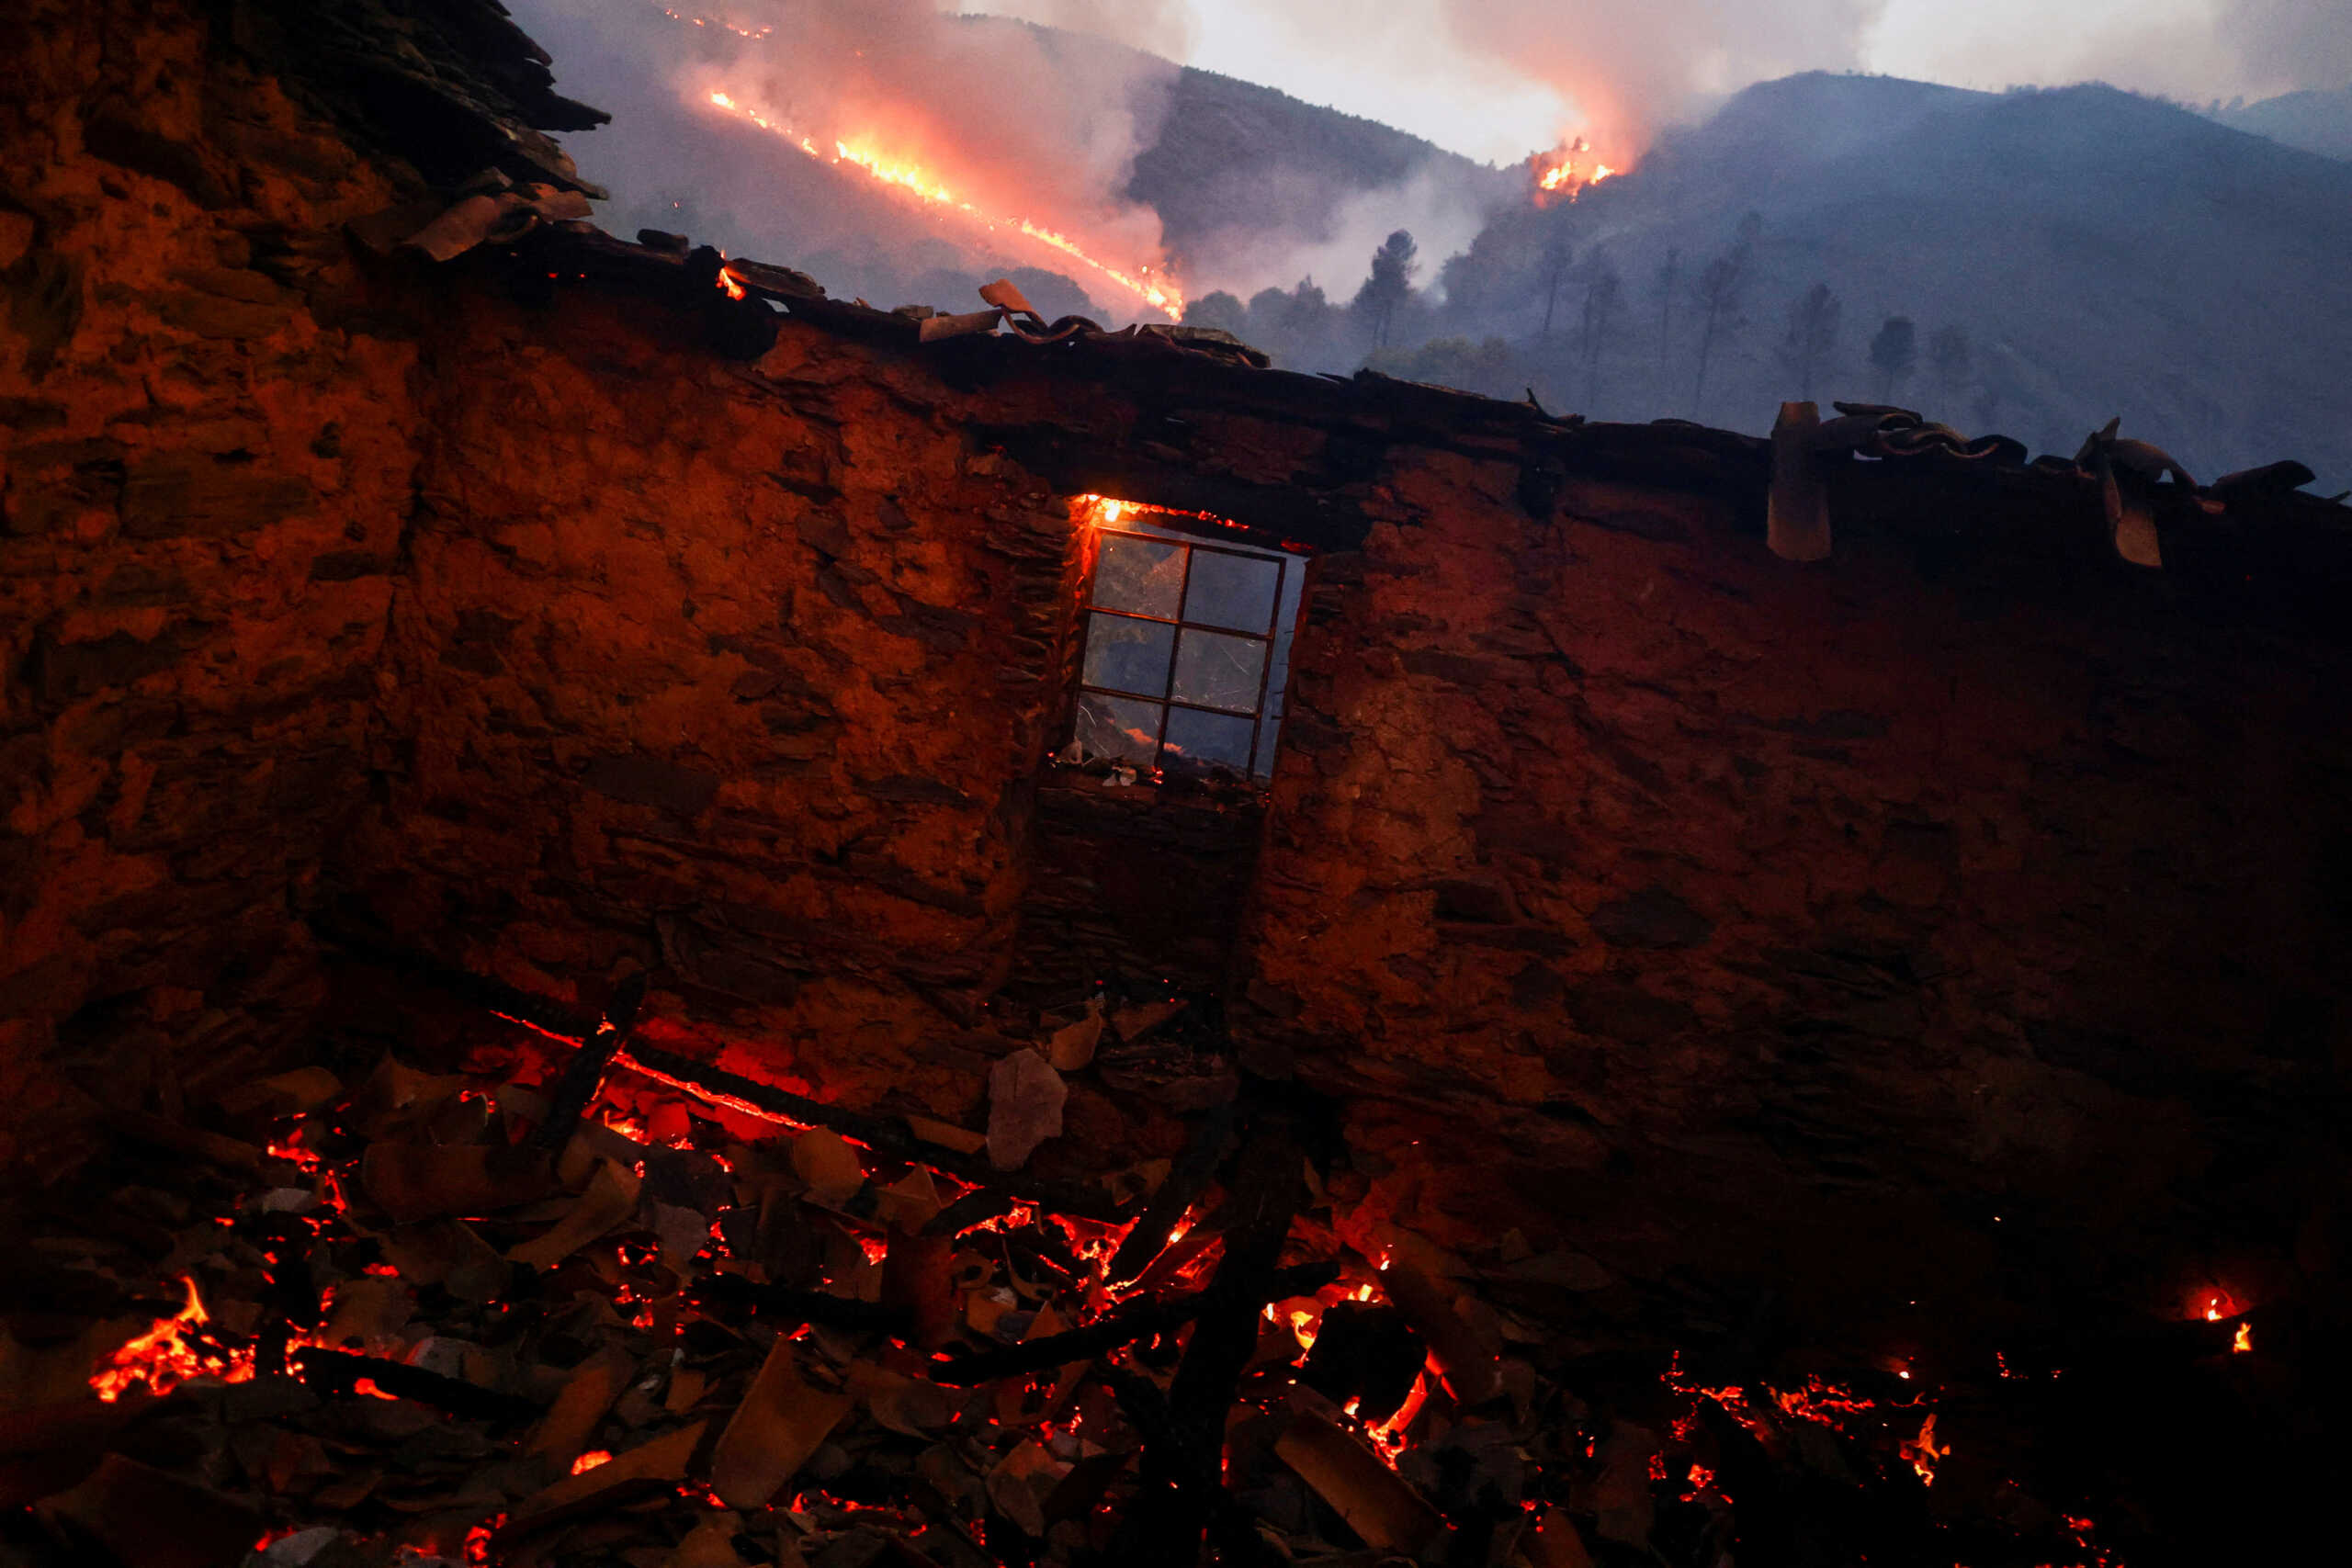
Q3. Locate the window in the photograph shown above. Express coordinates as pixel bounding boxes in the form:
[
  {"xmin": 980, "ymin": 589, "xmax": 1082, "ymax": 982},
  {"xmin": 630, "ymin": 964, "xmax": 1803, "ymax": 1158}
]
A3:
[{"xmin": 1067, "ymin": 497, "xmax": 1306, "ymax": 784}]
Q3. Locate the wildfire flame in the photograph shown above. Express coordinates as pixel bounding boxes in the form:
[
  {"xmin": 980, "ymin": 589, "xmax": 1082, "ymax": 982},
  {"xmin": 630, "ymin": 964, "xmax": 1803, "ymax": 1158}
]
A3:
[
  {"xmin": 1529, "ymin": 138, "xmax": 1618, "ymax": 207},
  {"xmin": 704, "ymin": 92, "xmax": 1185, "ymax": 320}
]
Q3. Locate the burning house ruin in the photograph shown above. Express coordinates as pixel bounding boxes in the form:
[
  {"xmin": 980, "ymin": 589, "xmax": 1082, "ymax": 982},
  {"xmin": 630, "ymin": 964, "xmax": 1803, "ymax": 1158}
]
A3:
[{"xmin": 4, "ymin": 3, "xmax": 2349, "ymax": 1566}]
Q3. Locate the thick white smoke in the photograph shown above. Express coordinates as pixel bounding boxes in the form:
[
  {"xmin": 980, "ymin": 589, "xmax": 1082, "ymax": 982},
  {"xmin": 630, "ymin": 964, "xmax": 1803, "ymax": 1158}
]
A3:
[{"xmin": 1434, "ymin": 0, "xmax": 1888, "ymax": 150}]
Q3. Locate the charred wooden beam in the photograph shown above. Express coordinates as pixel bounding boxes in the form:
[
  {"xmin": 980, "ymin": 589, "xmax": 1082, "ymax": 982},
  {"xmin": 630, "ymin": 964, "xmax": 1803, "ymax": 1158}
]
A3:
[
  {"xmin": 927, "ymin": 1260, "xmax": 1338, "ymax": 1386},
  {"xmin": 616, "ymin": 1039, "xmax": 1133, "ymax": 1223},
  {"xmin": 533, "ymin": 972, "xmax": 648, "ymax": 1153},
  {"xmin": 1107, "ymin": 1102, "xmax": 1235, "ymax": 1284},
  {"xmin": 306, "ymin": 925, "xmax": 1135, "ymax": 1222},
  {"xmin": 689, "ymin": 1274, "xmax": 916, "ymax": 1337},
  {"xmin": 1113, "ymin": 1110, "xmax": 1305, "ymax": 1568},
  {"xmin": 292, "ymin": 1348, "xmax": 539, "ymax": 1423}
]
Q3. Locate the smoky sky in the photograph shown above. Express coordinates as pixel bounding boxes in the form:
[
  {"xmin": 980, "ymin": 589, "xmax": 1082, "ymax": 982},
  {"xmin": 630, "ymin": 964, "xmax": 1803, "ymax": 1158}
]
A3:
[{"xmin": 982, "ymin": 0, "xmax": 2348, "ymax": 160}]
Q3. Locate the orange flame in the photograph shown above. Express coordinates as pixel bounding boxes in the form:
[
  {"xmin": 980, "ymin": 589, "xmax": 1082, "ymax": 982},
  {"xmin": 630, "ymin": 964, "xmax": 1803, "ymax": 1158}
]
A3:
[
  {"xmin": 717, "ymin": 266, "xmax": 748, "ymax": 302},
  {"xmin": 1528, "ymin": 138, "xmax": 1620, "ymax": 207},
  {"xmin": 90, "ymin": 1276, "xmax": 253, "ymax": 1402},
  {"xmin": 2233, "ymin": 1322, "xmax": 2253, "ymax": 1353},
  {"xmin": 572, "ymin": 1450, "xmax": 615, "ymax": 1475},
  {"xmin": 1898, "ymin": 1413, "xmax": 1949, "ymax": 1485},
  {"xmin": 704, "ymin": 91, "xmax": 1185, "ymax": 319}
]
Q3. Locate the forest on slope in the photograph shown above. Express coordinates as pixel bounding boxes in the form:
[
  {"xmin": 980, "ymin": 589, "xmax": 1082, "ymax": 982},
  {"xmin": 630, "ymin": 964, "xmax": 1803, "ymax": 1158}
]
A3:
[{"xmin": 1215, "ymin": 73, "xmax": 2352, "ymax": 489}]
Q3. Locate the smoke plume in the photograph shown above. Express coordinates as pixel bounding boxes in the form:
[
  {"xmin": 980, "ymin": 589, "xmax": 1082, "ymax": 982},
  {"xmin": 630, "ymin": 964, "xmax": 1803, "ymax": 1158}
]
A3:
[
  {"xmin": 508, "ymin": 0, "xmax": 1180, "ymax": 302},
  {"xmin": 1435, "ymin": 0, "xmax": 1887, "ymax": 149}
]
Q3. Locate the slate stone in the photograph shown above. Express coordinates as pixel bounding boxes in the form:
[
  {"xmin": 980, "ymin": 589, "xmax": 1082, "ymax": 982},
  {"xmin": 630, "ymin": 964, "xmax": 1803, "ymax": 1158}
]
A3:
[
  {"xmin": 581, "ymin": 754, "xmax": 720, "ymax": 816},
  {"xmin": 1589, "ymin": 886, "xmax": 1713, "ymax": 949}
]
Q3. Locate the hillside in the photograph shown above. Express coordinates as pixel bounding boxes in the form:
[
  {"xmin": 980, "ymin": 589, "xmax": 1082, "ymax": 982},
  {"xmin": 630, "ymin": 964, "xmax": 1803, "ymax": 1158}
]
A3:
[
  {"xmin": 504, "ymin": 1, "xmax": 1514, "ymax": 319},
  {"xmin": 2213, "ymin": 85, "xmax": 2352, "ymax": 160},
  {"xmin": 1127, "ymin": 62, "xmax": 1520, "ymax": 272},
  {"xmin": 1373, "ymin": 73, "xmax": 2352, "ymax": 490}
]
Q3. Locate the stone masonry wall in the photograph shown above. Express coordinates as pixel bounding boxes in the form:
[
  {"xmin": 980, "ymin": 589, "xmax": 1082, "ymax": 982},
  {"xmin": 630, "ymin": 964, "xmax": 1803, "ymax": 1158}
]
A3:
[
  {"xmin": 6, "ymin": 3, "xmax": 2347, "ymax": 1359},
  {"xmin": 1240, "ymin": 451, "xmax": 2352, "ymax": 1337},
  {"xmin": 345, "ymin": 290, "xmax": 1103, "ymax": 1129},
  {"xmin": 0, "ymin": 0, "xmax": 427, "ymax": 1167}
]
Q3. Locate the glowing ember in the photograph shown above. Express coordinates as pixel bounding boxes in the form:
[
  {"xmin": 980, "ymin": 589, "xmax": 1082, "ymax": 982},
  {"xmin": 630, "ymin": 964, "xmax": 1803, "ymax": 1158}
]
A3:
[
  {"xmin": 1898, "ymin": 1414, "xmax": 1949, "ymax": 1485},
  {"xmin": 572, "ymin": 1449, "xmax": 615, "ymax": 1475},
  {"xmin": 703, "ymin": 91, "xmax": 1185, "ymax": 319},
  {"xmin": 717, "ymin": 265, "xmax": 748, "ymax": 302},
  {"xmin": 2233, "ymin": 1321, "xmax": 2253, "ymax": 1353},
  {"xmin": 89, "ymin": 1275, "xmax": 254, "ymax": 1402}
]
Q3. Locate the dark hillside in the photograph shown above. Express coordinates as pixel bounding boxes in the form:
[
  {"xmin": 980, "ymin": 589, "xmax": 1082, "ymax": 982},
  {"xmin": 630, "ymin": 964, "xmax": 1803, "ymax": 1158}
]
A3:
[
  {"xmin": 1387, "ymin": 73, "xmax": 2352, "ymax": 488},
  {"xmin": 1127, "ymin": 63, "xmax": 1519, "ymax": 265}
]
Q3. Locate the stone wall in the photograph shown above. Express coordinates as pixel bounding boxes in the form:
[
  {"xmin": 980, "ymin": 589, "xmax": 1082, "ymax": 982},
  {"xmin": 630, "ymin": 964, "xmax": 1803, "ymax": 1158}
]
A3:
[
  {"xmin": 0, "ymin": 0, "xmax": 427, "ymax": 1166},
  {"xmin": 1239, "ymin": 450, "xmax": 2352, "ymax": 1335},
  {"xmin": 345, "ymin": 291, "xmax": 1092, "ymax": 1123},
  {"xmin": 6, "ymin": 1, "xmax": 2347, "ymax": 1356}
]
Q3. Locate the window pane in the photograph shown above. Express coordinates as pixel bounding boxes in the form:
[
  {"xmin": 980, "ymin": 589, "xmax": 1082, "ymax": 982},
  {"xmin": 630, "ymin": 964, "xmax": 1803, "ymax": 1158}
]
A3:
[
  {"xmin": 1171, "ymin": 627, "xmax": 1266, "ymax": 713},
  {"xmin": 1182, "ymin": 549, "xmax": 1280, "ymax": 633},
  {"xmin": 1163, "ymin": 706, "xmax": 1256, "ymax": 775},
  {"xmin": 1262, "ymin": 565, "xmax": 1306, "ymax": 723},
  {"xmin": 1073, "ymin": 693, "xmax": 1162, "ymax": 764},
  {"xmin": 1082, "ymin": 613, "xmax": 1175, "ymax": 696},
  {"xmin": 1252, "ymin": 715, "xmax": 1283, "ymax": 780},
  {"xmin": 1091, "ymin": 534, "xmax": 1185, "ymax": 616}
]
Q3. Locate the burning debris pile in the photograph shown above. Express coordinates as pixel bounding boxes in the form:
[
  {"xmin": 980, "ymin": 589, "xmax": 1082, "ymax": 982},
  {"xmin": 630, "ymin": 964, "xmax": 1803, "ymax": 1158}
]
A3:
[{"xmin": 0, "ymin": 967, "xmax": 2227, "ymax": 1568}]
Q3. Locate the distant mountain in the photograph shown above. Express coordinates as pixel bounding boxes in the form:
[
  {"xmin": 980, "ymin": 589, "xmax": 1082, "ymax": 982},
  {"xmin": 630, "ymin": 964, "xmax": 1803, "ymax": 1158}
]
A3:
[
  {"xmin": 2211, "ymin": 85, "xmax": 2352, "ymax": 162},
  {"xmin": 1374, "ymin": 73, "xmax": 2352, "ymax": 490},
  {"xmin": 1127, "ymin": 62, "xmax": 1519, "ymax": 273}
]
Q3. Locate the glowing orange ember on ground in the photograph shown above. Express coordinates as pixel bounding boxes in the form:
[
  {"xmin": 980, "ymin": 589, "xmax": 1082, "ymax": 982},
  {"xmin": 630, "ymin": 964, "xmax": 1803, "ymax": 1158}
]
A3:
[
  {"xmin": 572, "ymin": 1449, "xmax": 615, "ymax": 1475},
  {"xmin": 1899, "ymin": 1414, "xmax": 1949, "ymax": 1485},
  {"xmin": 90, "ymin": 1275, "xmax": 254, "ymax": 1402},
  {"xmin": 2233, "ymin": 1322, "xmax": 2254, "ymax": 1353},
  {"xmin": 703, "ymin": 91, "xmax": 1185, "ymax": 319}
]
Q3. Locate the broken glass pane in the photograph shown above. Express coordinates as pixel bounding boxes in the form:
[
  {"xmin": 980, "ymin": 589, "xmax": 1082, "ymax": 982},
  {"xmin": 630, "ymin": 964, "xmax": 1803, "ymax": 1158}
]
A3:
[
  {"xmin": 1073, "ymin": 693, "xmax": 1162, "ymax": 764},
  {"xmin": 1090, "ymin": 535, "xmax": 1184, "ymax": 617},
  {"xmin": 1083, "ymin": 613, "xmax": 1175, "ymax": 696},
  {"xmin": 1163, "ymin": 706, "xmax": 1256, "ymax": 775},
  {"xmin": 1182, "ymin": 548, "xmax": 1280, "ymax": 633},
  {"xmin": 1171, "ymin": 628, "xmax": 1266, "ymax": 713}
]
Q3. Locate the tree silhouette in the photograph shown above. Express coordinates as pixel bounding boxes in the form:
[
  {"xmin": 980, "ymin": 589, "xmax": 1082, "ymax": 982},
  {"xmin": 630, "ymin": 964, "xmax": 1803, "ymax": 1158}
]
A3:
[
  {"xmin": 1869, "ymin": 315, "xmax": 1918, "ymax": 402},
  {"xmin": 1651, "ymin": 248, "xmax": 1682, "ymax": 378},
  {"xmin": 1928, "ymin": 324, "xmax": 1973, "ymax": 409},
  {"xmin": 1182, "ymin": 291, "xmax": 1248, "ymax": 338},
  {"xmin": 1539, "ymin": 232, "xmax": 1575, "ymax": 342},
  {"xmin": 1580, "ymin": 263, "xmax": 1623, "ymax": 409},
  {"xmin": 1778, "ymin": 282, "xmax": 1841, "ymax": 401},
  {"xmin": 1689, "ymin": 213, "xmax": 1762, "ymax": 415},
  {"xmin": 1352, "ymin": 230, "xmax": 1419, "ymax": 349}
]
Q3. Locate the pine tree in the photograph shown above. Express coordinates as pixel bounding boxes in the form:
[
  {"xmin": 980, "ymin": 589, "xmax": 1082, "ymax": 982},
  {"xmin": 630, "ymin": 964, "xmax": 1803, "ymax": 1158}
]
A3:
[
  {"xmin": 1869, "ymin": 316, "xmax": 1919, "ymax": 403},
  {"xmin": 1777, "ymin": 283, "xmax": 1841, "ymax": 401},
  {"xmin": 1352, "ymin": 231, "xmax": 1419, "ymax": 350},
  {"xmin": 1580, "ymin": 264, "xmax": 1623, "ymax": 409},
  {"xmin": 1689, "ymin": 214, "xmax": 1762, "ymax": 416}
]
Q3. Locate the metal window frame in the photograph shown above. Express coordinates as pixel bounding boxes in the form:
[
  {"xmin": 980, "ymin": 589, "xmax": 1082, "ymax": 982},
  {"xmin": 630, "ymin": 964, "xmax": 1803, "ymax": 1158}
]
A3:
[{"xmin": 1078, "ymin": 525, "xmax": 1294, "ymax": 778}]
